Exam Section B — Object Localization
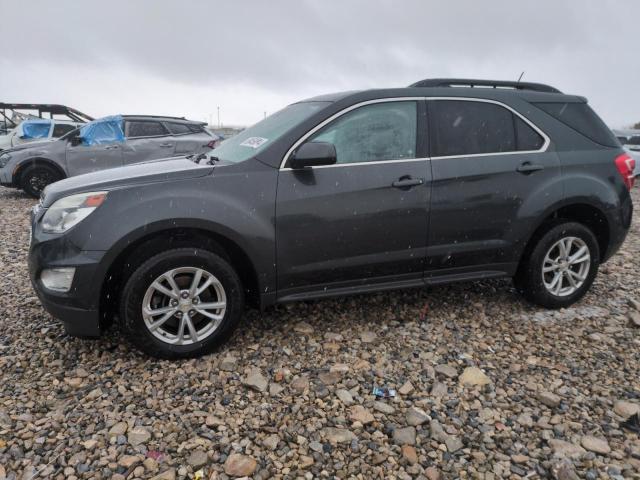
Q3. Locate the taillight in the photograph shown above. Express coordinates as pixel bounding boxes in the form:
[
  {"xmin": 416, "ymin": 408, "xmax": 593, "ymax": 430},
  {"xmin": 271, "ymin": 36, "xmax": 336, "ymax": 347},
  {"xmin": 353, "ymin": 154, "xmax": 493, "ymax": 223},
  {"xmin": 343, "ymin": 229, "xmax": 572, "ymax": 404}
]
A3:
[
  {"xmin": 207, "ymin": 140, "xmax": 218, "ymax": 149},
  {"xmin": 615, "ymin": 153, "xmax": 636, "ymax": 190}
]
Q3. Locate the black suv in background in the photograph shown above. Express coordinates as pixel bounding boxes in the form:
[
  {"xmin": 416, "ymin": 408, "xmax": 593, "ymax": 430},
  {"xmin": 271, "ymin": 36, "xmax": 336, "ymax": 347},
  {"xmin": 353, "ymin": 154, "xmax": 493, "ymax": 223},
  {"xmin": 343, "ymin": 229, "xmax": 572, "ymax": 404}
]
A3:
[{"xmin": 28, "ymin": 78, "xmax": 635, "ymax": 358}]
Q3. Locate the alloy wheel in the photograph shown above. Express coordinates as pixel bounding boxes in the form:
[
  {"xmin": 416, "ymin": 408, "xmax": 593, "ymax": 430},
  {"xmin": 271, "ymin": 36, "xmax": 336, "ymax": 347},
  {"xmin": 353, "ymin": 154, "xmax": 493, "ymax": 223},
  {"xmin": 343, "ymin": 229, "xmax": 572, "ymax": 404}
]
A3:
[
  {"xmin": 141, "ymin": 267, "xmax": 226, "ymax": 345},
  {"xmin": 542, "ymin": 236, "xmax": 590, "ymax": 297}
]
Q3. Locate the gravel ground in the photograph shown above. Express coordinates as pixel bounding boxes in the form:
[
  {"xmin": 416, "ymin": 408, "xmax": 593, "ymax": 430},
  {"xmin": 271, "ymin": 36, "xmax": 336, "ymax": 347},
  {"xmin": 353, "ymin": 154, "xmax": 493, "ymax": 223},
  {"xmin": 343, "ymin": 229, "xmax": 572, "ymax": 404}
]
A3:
[{"xmin": 0, "ymin": 185, "xmax": 639, "ymax": 480}]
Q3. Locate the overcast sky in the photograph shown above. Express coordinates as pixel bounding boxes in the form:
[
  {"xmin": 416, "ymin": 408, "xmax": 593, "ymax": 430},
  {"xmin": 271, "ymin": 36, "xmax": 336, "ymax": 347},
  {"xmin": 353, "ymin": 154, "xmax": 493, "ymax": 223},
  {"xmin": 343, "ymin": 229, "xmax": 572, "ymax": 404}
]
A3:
[{"xmin": 0, "ymin": 0, "xmax": 637, "ymax": 128}]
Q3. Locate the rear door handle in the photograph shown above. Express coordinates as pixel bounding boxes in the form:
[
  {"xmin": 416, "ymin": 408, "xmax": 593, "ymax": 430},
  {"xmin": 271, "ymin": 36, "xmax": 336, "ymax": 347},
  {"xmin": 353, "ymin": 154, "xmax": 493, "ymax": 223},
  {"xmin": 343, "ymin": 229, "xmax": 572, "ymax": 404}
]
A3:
[
  {"xmin": 160, "ymin": 143, "xmax": 174, "ymax": 148},
  {"xmin": 392, "ymin": 176, "xmax": 424, "ymax": 189},
  {"xmin": 104, "ymin": 145, "xmax": 119, "ymax": 150},
  {"xmin": 517, "ymin": 162, "xmax": 544, "ymax": 174}
]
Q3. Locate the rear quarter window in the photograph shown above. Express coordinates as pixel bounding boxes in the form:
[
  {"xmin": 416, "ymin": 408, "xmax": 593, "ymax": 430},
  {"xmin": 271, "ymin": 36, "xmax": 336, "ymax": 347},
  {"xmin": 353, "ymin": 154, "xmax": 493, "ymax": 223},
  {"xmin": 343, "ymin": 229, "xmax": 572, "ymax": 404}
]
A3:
[
  {"xmin": 165, "ymin": 122, "xmax": 192, "ymax": 135},
  {"xmin": 534, "ymin": 102, "xmax": 618, "ymax": 147}
]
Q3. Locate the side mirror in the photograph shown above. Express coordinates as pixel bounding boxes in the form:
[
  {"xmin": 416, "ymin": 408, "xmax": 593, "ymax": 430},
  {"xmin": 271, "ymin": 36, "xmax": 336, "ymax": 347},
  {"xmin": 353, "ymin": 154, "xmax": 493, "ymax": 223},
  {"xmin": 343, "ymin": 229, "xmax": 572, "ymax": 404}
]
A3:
[
  {"xmin": 69, "ymin": 133, "xmax": 83, "ymax": 146},
  {"xmin": 289, "ymin": 142, "xmax": 337, "ymax": 169}
]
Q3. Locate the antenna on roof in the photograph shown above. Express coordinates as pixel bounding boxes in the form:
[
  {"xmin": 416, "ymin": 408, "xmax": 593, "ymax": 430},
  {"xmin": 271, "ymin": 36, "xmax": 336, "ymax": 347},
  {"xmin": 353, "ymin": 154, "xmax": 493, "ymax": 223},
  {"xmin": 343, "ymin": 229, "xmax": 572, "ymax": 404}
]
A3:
[{"xmin": 517, "ymin": 71, "xmax": 525, "ymax": 84}]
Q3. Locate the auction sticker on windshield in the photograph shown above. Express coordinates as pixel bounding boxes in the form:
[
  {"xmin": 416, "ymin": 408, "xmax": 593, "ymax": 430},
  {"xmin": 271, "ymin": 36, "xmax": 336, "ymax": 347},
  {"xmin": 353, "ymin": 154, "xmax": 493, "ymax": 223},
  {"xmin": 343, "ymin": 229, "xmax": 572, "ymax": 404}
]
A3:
[{"xmin": 239, "ymin": 137, "xmax": 268, "ymax": 149}]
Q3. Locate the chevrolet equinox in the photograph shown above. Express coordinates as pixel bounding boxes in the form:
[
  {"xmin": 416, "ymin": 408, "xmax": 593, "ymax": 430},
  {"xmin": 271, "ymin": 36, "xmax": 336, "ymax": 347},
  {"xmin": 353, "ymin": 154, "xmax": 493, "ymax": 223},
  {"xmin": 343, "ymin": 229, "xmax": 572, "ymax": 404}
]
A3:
[{"xmin": 29, "ymin": 78, "xmax": 636, "ymax": 358}]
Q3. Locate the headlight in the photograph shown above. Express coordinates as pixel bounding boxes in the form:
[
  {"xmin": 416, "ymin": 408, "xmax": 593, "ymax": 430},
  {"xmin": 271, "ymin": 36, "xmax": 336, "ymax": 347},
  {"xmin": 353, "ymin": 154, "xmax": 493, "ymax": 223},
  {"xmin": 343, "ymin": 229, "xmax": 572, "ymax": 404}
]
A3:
[
  {"xmin": 0, "ymin": 153, "xmax": 11, "ymax": 168},
  {"xmin": 41, "ymin": 191, "xmax": 108, "ymax": 233}
]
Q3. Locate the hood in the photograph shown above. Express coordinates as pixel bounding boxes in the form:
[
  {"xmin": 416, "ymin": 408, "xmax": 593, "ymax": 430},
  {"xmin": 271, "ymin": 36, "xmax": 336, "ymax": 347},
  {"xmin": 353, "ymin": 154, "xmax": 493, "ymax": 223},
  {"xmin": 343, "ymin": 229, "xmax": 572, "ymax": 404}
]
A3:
[
  {"xmin": 42, "ymin": 157, "xmax": 214, "ymax": 207},
  {"xmin": 1, "ymin": 138, "xmax": 57, "ymax": 154}
]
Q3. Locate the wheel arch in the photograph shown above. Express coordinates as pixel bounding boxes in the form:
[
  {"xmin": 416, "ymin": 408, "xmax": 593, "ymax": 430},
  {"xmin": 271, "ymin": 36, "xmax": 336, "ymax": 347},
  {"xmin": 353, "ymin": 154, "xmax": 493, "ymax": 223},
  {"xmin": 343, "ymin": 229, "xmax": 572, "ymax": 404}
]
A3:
[
  {"xmin": 99, "ymin": 226, "xmax": 261, "ymax": 329},
  {"xmin": 518, "ymin": 201, "xmax": 610, "ymax": 271},
  {"xmin": 13, "ymin": 157, "xmax": 66, "ymax": 186}
]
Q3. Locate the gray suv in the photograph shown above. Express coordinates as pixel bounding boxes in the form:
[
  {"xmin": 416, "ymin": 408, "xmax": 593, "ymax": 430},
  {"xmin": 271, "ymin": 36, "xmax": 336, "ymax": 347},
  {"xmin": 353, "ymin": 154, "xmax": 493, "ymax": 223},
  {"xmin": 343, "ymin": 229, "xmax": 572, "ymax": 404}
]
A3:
[
  {"xmin": 0, "ymin": 115, "xmax": 218, "ymax": 197},
  {"xmin": 28, "ymin": 79, "xmax": 635, "ymax": 359}
]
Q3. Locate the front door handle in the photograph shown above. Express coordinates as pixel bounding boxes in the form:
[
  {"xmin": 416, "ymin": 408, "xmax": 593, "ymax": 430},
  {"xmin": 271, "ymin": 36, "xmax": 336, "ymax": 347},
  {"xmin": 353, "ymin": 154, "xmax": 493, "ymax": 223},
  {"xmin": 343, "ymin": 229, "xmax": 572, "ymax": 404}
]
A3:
[
  {"xmin": 160, "ymin": 143, "xmax": 174, "ymax": 148},
  {"xmin": 104, "ymin": 145, "xmax": 119, "ymax": 150},
  {"xmin": 516, "ymin": 162, "xmax": 544, "ymax": 174},
  {"xmin": 392, "ymin": 176, "xmax": 424, "ymax": 189}
]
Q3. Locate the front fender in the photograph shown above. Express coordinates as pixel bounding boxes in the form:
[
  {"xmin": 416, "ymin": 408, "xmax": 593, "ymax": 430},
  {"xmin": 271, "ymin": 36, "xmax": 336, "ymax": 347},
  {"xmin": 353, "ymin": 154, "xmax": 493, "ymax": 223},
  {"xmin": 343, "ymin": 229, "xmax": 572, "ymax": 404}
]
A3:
[{"xmin": 67, "ymin": 162, "xmax": 278, "ymax": 297}]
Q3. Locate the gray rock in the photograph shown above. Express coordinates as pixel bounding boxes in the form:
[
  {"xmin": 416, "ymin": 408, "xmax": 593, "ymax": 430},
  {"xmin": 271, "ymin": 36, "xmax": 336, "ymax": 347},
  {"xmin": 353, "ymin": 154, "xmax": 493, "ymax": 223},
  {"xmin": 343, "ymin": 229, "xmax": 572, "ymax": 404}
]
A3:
[
  {"xmin": 406, "ymin": 407, "xmax": 429, "ymax": 426},
  {"xmin": 393, "ymin": 426, "xmax": 416, "ymax": 445},
  {"xmin": 187, "ymin": 450, "xmax": 208, "ymax": 468},
  {"xmin": 434, "ymin": 364, "xmax": 457, "ymax": 378},
  {"xmin": 580, "ymin": 435, "xmax": 611, "ymax": 454},
  {"xmin": 336, "ymin": 389, "xmax": 354, "ymax": 405},
  {"xmin": 324, "ymin": 427, "xmax": 356, "ymax": 443},
  {"xmin": 128, "ymin": 426, "xmax": 151, "ymax": 446},
  {"xmin": 243, "ymin": 369, "xmax": 268, "ymax": 392},
  {"xmin": 538, "ymin": 391, "xmax": 562, "ymax": 408}
]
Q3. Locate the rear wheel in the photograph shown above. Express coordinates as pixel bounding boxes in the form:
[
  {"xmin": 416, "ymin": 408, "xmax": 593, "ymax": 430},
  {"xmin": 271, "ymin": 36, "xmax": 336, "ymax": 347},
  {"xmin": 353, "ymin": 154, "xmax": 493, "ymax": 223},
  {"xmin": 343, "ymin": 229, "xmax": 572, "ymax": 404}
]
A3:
[
  {"xmin": 515, "ymin": 222, "xmax": 600, "ymax": 308},
  {"xmin": 21, "ymin": 165, "xmax": 61, "ymax": 198},
  {"xmin": 120, "ymin": 248, "xmax": 244, "ymax": 359}
]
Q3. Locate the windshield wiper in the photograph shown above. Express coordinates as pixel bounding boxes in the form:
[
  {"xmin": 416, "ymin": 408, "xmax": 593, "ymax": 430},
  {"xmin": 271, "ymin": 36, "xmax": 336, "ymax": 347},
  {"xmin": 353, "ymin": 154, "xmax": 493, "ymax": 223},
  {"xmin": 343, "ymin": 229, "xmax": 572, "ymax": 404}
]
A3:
[{"xmin": 186, "ymin": 153, "xmax": 219, "ymax": 165}]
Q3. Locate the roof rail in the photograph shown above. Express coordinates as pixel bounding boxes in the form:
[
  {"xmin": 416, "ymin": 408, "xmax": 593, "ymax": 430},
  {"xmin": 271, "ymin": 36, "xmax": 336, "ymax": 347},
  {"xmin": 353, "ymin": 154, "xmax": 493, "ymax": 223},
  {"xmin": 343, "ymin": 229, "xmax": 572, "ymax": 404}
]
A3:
[
  {"xmin": 409, "ymin": 78, "xmax": 562, "ymax": 94},
  {"xmin": 123, "ymin": 114, "xmax": 189, "ymax": 121}
]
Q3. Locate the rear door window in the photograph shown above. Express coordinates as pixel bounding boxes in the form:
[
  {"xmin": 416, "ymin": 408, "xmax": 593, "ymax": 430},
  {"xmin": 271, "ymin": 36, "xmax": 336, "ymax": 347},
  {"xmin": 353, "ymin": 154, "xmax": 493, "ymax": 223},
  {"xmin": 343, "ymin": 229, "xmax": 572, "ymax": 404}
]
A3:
[
  {"xmin": 430, "ymin": 100, "xmax": 545, "ymax": 156},
  {"xmin": 126, "ymin": 121, "xmax": 169, "ymax": 138},
  {"xmin": 430, "ymin": 100, "xmax": 516, "ymax": 156},
  {"xmin": 515, "ymin": 116, "xmax": 545, "ymax": 151}
]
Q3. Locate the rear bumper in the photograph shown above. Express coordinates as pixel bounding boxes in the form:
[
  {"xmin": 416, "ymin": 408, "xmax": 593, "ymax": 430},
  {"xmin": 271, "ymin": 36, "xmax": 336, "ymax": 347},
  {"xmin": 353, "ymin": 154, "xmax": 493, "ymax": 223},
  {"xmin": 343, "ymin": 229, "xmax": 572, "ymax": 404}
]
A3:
[{"xmin": 602, "ymin": 195, "xmax": 633, "ymax": 262}]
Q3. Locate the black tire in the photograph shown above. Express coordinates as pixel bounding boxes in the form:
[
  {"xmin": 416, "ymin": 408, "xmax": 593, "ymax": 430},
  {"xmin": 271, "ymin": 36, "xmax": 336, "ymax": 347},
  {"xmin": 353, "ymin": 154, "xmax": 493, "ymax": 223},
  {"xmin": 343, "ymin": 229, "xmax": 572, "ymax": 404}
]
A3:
[
  {"xmin": 514, "ymin": 222, "xmax": 600, "ymax": 309},
  {"xmin": 20, "ymin": 164, "xmax": 61, "ymax": 198},
  {"xmin": 119, "ymin": 248, "xmax": 244, "ymax": 359}
]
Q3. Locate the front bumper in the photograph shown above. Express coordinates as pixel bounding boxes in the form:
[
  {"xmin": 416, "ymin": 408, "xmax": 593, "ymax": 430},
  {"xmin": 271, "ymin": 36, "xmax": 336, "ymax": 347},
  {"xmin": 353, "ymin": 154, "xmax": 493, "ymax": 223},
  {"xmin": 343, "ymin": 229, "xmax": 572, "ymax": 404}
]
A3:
[
  {"xmin": 28, "ymin": 208, "xmax": 107, "ymax": 337},
  {"xmin": 0, "ymin": 167, "xmax": 14, "ymax": 186}
]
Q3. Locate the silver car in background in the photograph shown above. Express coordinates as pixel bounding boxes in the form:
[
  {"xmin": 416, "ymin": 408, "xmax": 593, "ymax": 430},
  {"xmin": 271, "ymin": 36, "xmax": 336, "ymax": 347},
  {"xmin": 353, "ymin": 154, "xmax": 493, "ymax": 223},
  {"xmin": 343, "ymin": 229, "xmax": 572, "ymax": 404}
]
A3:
[
  {"xmin": 0, "ymin": 115, "xmax": 218, "ymax": 197},
  {"xmin": 0, "ymin": 119, "xmax": 82, "ymax": 151}
]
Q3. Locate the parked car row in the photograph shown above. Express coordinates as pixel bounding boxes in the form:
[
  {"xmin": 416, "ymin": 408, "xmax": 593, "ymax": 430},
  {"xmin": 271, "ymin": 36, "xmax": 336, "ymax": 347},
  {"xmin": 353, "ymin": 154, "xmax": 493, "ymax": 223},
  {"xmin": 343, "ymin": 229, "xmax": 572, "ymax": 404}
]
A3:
[
  {"xmin": 26, "ymin": 78, "xmax": 636, "ymax": 358},
  {"xmin": 0, "ymin": 114, "xmax": 220, "ymax": 197}
]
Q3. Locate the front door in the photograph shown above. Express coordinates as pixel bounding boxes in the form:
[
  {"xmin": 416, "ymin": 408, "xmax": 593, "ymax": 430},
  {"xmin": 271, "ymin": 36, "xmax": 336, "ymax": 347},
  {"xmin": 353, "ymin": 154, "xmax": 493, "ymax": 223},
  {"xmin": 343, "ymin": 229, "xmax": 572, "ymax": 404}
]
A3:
[
  {"xmin": 276, "ymin": 99, "xmax": 431, "ymax": 298},
  {"xmin": 66, "ymin": 141, "xmax": 123, "ymax": 176}
]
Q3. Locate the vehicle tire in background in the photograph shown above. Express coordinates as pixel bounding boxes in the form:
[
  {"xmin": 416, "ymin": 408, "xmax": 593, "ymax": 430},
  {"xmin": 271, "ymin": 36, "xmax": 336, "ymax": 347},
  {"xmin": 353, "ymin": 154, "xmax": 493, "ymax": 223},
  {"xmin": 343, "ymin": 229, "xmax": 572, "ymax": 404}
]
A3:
[
  {"xmin": 119, "ymin": 248, "xmax": 244, "ymax": 359},
  {"xmin": 515, "ymin": 222, "xmax": 600, "ymax": 308},
  {"xmin": 20, "ymin": 165, "xmax": 61, "ymax": 198}
]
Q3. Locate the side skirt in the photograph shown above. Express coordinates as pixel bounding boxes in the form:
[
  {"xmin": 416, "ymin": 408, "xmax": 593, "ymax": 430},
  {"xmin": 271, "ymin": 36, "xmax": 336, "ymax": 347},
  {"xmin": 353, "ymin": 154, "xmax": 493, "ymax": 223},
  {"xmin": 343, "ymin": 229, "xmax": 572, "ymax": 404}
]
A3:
[{"xmin": 274, "ymin": 268, "xmax": 512, "ymax": 305}]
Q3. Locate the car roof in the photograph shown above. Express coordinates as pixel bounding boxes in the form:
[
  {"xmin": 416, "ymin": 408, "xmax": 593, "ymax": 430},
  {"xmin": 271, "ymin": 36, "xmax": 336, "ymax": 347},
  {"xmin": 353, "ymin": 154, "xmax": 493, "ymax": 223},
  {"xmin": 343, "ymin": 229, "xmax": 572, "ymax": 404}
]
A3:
[{"xmin": 298, "ymin": 78, "xmax": 585, "ymax": 106}]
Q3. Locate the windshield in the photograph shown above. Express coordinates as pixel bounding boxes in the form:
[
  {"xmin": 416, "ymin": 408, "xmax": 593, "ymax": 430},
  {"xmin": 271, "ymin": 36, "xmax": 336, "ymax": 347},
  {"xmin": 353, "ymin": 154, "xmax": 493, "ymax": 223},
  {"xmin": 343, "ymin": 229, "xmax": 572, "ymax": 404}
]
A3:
[{"xmin": 212, "ymin": 101, "xmax": 329, "ymax": 163}]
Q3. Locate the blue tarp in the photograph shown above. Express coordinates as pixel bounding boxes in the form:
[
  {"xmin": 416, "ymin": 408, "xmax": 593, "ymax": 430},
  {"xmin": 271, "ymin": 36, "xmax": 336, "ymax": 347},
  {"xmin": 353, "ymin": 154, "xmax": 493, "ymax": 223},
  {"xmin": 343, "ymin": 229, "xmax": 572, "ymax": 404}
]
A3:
[
  {"xmin": 79, "ymin": 115, "xmax": 125, "ymax": 146},
  {"xmin": 20, "ymin": 119, "xmax": 52, "ymax": 139}
]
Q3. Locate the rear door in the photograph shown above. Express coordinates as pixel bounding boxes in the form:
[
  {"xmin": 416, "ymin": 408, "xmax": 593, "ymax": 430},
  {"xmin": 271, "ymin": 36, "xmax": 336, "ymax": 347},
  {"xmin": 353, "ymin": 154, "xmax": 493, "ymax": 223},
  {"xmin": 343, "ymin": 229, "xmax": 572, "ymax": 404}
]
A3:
[
  {"xmin": 165, "ymin": 122, "xmax": 210, "ymax": 155},
  {"xmin": 276, "ymin": 99, "xmax": 431, "ymax": 298},
  {"xmin": 426, "ymin": 98, "xmax": 561, "ymax": 277},
  {"xmin": 123, "ymin": 120, "xmax": 176, "ymax": 164}
]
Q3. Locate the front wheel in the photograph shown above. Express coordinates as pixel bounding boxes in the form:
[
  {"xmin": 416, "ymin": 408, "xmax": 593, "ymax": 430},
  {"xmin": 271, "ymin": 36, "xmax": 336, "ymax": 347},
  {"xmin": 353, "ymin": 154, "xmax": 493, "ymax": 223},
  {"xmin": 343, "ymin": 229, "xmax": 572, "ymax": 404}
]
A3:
[
  {"xmin": 21, "ymin": 165, "xmax": 61, "ymax": 198},
  {"xmin": 515, "ymin": 222, "xmax": 600, "ymax": 308},
  {"xmin": 119, "ymin": 248, "xmax": 244, "ymax": 359}
]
